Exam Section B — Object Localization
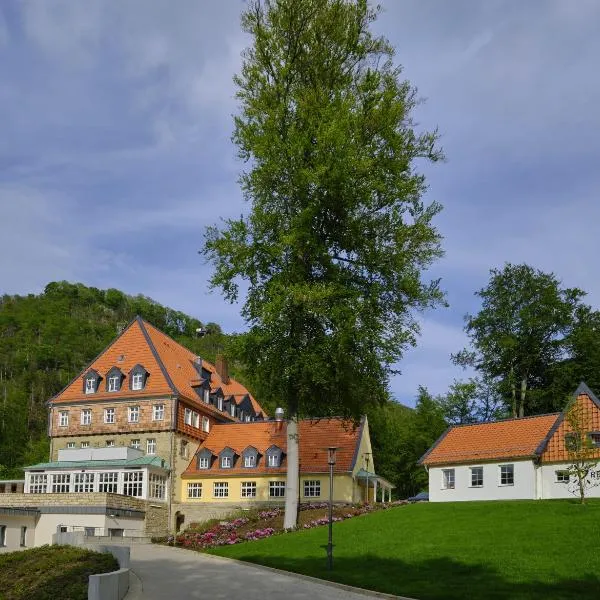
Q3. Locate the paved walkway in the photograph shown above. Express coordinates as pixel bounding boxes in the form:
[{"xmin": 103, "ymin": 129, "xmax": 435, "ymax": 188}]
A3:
[{"xmin": 129, "ymin": 543, "xmax": 394, "ymax": 599}]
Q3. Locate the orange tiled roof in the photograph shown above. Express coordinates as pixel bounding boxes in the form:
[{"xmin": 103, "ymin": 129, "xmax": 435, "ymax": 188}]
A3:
[
  {"xmin": 50, "ymin": 316, "xmax": 266, "ymax": 418},
  {"xmin": 420, "ymin": 413, "xmax": 560, "ymax": 466},
  {"xmin": 182, "ymin": 417, "xmax": 364, "ymax": 477}
]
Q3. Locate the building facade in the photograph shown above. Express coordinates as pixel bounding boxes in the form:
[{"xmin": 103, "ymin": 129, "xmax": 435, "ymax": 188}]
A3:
[
  {"xmin": 420, "ymin": 383, "xmax": 600, "ymax": 502},
  {"xmin": 45, "ymin": 316, "xmax": 266, "ymax": 529},
  {"xmin": 179, "ymin": 415, "xmax": 393, "ymax": 525}
]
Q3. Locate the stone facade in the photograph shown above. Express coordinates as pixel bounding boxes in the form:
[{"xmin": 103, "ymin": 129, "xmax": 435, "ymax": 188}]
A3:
[{"xmin": 49, "ymin": 397, "xmax": 176, "ymax": 440}]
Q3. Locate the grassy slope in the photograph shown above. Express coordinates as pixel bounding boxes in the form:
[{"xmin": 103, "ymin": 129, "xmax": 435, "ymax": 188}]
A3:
[
  {"xmin": 209, "ymin": 500, "xmax": 600, "ymax": 600},
  {"xmin": 0, "ymin": 545, "xmax": 117, "ymax": 600}
]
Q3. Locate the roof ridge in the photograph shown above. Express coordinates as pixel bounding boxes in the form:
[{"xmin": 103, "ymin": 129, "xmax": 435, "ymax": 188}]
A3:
[
  {"xmin": 446, "ymin": 412, "xmax": 561, "ymax": 429},
  {"xmin": 136, "ymin": 316, "xmax": 179, "ymax": 396},
  {"xmin": 139, "ymin": 317, "xmax": 199, "ymax": 362}
]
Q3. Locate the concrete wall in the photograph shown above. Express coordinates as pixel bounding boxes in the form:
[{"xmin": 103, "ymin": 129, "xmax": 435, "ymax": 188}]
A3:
[
  {"xmin": 0, "ymin": 514, "xmax": 37, "ymax": 553},
  {"xmin": 428, "ymin": 460, "xmax": 536, "ymax": 502}
]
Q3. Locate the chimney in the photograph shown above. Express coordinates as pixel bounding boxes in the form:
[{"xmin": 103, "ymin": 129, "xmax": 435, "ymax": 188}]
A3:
[{"xmin": 215, "ymin": 354, "xmax": 230, "ymax": 384}]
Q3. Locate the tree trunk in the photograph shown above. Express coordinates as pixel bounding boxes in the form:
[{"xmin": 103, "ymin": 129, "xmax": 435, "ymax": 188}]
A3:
[
  {"xmin": 519, "ymin": 377, "xmax": 527, "ymax": 418},
  {"xmin": 284, "ymin": 415, "xmax": 300, "ymax": 529},
  {"xmin": 578, "ymin": 471, "xmax": 586, "ymax": 505},
  {"xmin": 510, "ymin": 367, "xmax": 517, "ymax": 418}
]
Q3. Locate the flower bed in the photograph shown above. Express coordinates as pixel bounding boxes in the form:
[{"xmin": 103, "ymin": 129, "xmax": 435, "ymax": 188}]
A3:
[{"xmin": 164, "ymin": 501, "xmax": 407, "ymax": 551}]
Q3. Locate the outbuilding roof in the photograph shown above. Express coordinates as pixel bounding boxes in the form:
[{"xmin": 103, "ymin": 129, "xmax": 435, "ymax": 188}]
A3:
[
  {"xmin": 420, "ymin": 413, "xmax": 560, "ymax": 466},
  {"xmin": 24, "ymin": 454, "xmax": 169, "ymax": 471}
]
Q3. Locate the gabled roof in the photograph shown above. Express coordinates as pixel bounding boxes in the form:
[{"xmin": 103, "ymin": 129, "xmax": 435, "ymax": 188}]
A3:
[
  {"xmin": 540, "ymin": 384, "xmax": 600, "ymax": 463},
  {"xmin": 183, "ymin": 417, "xmax": 365, "ymax": 477},
  {"xmin": 420, "ymin": 414, "xmax": 561, "ymax": 466},
  {"xmin": 50, "ymin": 316, "xmax": 266, "ymax": 418}
]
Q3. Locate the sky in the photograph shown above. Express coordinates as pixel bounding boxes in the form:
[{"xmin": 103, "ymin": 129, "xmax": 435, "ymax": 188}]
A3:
[{"xmin": 1, "ymin": 0, "xmax": 599, "ymax": 406}]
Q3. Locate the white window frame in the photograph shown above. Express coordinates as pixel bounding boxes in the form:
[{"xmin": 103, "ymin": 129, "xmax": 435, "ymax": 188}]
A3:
[
  {"xmin": 149, "ymin": 474, "xmax": 166, "ymax": 500},
  {"xmin": 58, "ymin": 411, "xmax": 69, "ymax": 427},
  {"xmin": 213, "ymin": 482, "xmax": 229, "ymax": 498},
  {"xmin": 152, "ymin": 404, "xmax": 165, "ymax": 421},
  {"xmin": 221, "ymin": 456, "xmax": 232, "ymax": 469},
  {"xmin": 230, "ymin": 403, "xmax": 236, "ymax": 417},
  {"xmin": 123, "ymin": 471, "xmax": 143, "ymax": 497},
  {"xmin": 244, "ymin": 454, "xmax": 256, "ymax": 468},
  {"xmin": 442, "ymin": 468, "xmax": 455, "ymax": 490},
  {"xmin": 202, "ymin": 416, "xmax": 210, "ymax": 433},
  {"xmin": 198, "ymin": 456, "xmax": 209, "ymax": 469},
  {"xmin": 74, "ymin": 473, "xmax": 95, "ymax": 493},
  {"xmin": 470, "ymin": 466, "xmax": 484, "ymax": 488},
  {"xmin": 147, "ymin": 438, "xmax": 157, "ymax": 455},
  {"xmin": 303, "ymin": 480, "xmax": 321, "ymax": 497},
  {"xmin": 217, "ymin": 397, "xmax": 223, "ymax": 411},
  {"xmin": 128, "ymin": 406, "xmax": 140, "ymax": 423},
  {"xmin": 104, "ymin": 408, "xmax": 115, "ymax": 424},
  {"xmin": 184, "ymin": 407, "xmax": 193, "ymax": 426},
  {"xmin": 241, "ymin": 481, "xmax": 257, "ymax": 498},
  {"xmin": 188, "ymin": 482, "xmax": 202, "ymax": 498},
  {"xmin": 108, "ymin": 375, "xmax": 120, "ymax": 392},
  {"xmin": 499, "ymin": 464, "xmax": 514, "ymax": 486},
  {"xmin": 98, "ymin": 472, "xmax": 118, "ymax": 493},
  {"xmin": 52, "ymin": 473, "xmax": 71, "ymax": 493},
  {"xmin": 131, "ymin": 439, "xmax": 140, "ymax": 450},
  {"xmin": 193, "ymin": 411, "xmax": 200, "ymax": 429},
  {"xmin": 81, "ymin": 409, "xmax": 92, "ymax": 425},
  {"xmin": 269, "ymin": 481, "xmax": 285, "ymax": 498},
  {"xmin": 81, "ymin": 441, "xmax": 89, "ymax": 449},
  {"xmin": 29, "ymin": 474, "xmax": 48, "ymax": 494},
  {"xmin": 66, "ymin": 442, "xmax": 75, "ymax": 449},
  {"xmin": 85, "ymin": 377, "xmax": 96, "ymax": 394},
  {"xmin": 203, "ymin": 388, "xmax": 210, "ymax": 403},
  {"xmin": 131, "ymin": 372, "xmax": 144, "ymax": 391},
  {"xmin": 106, "ymin": 440, "xmax": 115, "ymax": 447},
  {"xmin": 556, "ymin": 470, "xmax": 570, "ymax": 483},
  {"xmin": 267, "ymin": 453, "xmax": 279, "ymax": 467}
]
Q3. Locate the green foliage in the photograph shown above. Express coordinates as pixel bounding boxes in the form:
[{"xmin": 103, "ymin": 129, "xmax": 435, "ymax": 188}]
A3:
[
  {"xmin": 0, "ymin": 544, "xmax": 117, "ymax": 600},
  {"xmin": 0, "ymin": 281, "xmax": 229, "ymax": 473},
  {"xmin": 367, "ymin": 387, "xmax": 446, "ymax": 498},
  {"xmin": 210, "ymin": 500, "xmax": 600, "ymax": 600},
  {"xmin": 204, "ymin": 0, "xmax": 444, "ymax": 420},
  {"xmin": 455, "ymin": 263, "xmax": 585, "ymax": 417}
]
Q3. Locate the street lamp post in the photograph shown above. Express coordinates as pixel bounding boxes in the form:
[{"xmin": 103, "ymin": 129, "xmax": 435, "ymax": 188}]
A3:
[{"xmin": 326, "ymin": 446, "xmax": 338, "ymax": 571}]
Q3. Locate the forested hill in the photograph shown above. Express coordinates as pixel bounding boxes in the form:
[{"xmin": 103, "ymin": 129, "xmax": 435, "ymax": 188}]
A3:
[{"xmin": 0, "ymin": 281, "xmax": 236, "ymax": 476}]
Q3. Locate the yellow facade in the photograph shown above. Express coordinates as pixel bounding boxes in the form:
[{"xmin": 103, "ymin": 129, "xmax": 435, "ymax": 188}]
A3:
[
  {"xmin": 180, "ymin": 473, "xmax": 357, "ymax": 504},
  {"xmin": 180, "ymin": 418, "xmax": 375, "ymax": 506}
]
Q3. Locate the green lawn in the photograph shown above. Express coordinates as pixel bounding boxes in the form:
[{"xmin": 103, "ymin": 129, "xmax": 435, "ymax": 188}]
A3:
[
  {"xmin": 208, "ymin": 500, "xmax": 600, "ymax": 600},
  {"xmin": 0, "ymin": 545, "xmax": 118, "ymax": 600}
]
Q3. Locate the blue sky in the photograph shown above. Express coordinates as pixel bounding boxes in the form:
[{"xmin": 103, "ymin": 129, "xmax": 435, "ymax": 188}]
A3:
[{"xmin": 1, "ymin": 1, "xmax": 599, "ymax": 406}]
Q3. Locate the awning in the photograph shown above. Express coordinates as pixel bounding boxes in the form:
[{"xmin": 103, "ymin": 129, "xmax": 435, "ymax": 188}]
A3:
[{"xmin": 355, "ymin": 468, "xmax": 395, "ymax": 489}]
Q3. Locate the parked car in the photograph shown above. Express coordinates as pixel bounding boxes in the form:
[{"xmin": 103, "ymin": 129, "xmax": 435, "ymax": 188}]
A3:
[{"xmin": 408, "ymin": 491, "xmax": 429, "ymax": 502}]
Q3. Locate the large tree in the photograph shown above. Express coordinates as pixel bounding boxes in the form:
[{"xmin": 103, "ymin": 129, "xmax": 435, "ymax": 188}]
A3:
[
  {"xmin": 204, "ymin": 0, "xmax": 444, "ymax": 527},
  {"xmin": 454, "ymin": 264, "xmax": 584, "ymax": 418}
]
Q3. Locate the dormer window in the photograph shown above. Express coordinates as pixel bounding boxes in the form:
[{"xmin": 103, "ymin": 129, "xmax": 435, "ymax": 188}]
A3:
[
  {"xmin": 242, "ymin": 446, "xmax": 259, "ymax": 468},
  {"xmin": 266, "ymin": 445, "xmax": 283, "ymax": 467},
  {"xmin": 132, "ymin": 373, "xmax": 143, "ymax": 390},
  {"xmin": 217, "ymin": 397, "xmax": 223, "ymax": 411},
  {"xmin": 219, "ymin": 447, "xmax": 236, "ymax": 469},
  {"xmin": 203, "ymin": 388, "xmax": 210, "ymax": 403},
  {"xmin": 129, "ymin": 364, "xmax": 148, "ymax": 391},
  {"xmin": 82, "ymin": 369, "xmax": 101, "ymax": 394},
  {"xmin": 199, "ymin": 457, "xmax": 209, "ymax": 469},
  {"xmin": 221, "ymin": 456, "xmax": 232, "ymax": 468},
  {"xmin": 85, "ymin": 378, "xmax": 96, "ymax": 394},
  {"xmin": 105, "ymin": 367, "xmax": 124, "ymax": 393}
]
